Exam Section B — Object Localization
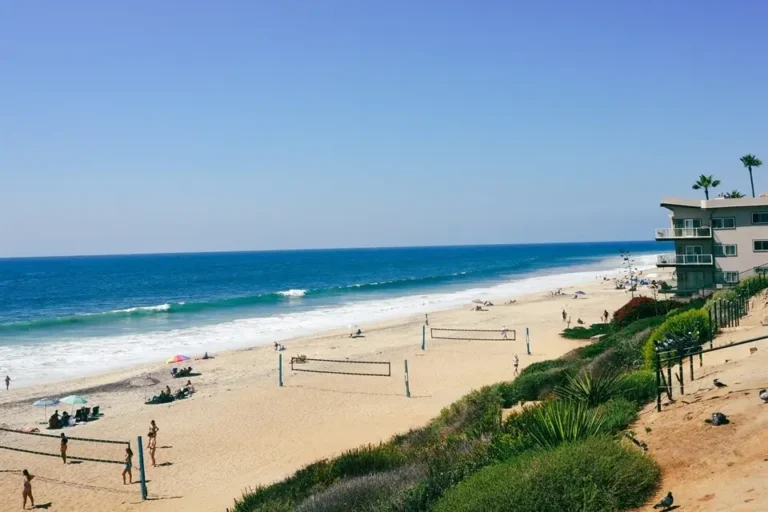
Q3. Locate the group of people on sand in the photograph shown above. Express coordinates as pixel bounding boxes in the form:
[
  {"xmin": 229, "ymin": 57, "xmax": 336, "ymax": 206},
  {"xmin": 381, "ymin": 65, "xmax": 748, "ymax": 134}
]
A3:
[
  {"xmin": 274, "ymin": 342, "xmax": 287, "ymax": 351},
  {"xmin": 19, "ymin": 419, "xmax": 159, "ymax": 509}
]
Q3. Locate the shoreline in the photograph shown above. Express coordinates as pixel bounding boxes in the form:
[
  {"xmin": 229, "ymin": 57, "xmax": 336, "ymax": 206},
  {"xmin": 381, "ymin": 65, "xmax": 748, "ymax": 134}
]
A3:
[{"xmin": 1, "ymin": 253, "xmax": 659, "ymax": 390}]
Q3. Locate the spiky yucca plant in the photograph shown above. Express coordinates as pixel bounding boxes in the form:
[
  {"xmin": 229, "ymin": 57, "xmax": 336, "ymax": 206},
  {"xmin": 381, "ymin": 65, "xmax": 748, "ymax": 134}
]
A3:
[
  {"xmin": 556, "ymin": 371, "xmax": 625, "ymax": 407},
  {"xmin": 513, "ymin": 400, "xmax": 606, "ymax": 449}
]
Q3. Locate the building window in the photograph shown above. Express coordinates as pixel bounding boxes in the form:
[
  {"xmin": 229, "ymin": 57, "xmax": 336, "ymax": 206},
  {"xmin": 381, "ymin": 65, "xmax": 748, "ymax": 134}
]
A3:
[
  {"xmin": 752, "ymin": 212, "xmax": 768, "ymax": 224},
  {"xmin": 712, "ymin": 217, "xmax": 736, "ymax": 229},
  {"xmin": 714, "ymin": 244, "xmax": 737, "ymax": 257},
  {"xmin": 716, "ymin": 271, "xmax": 739, "ymax": 284},
  {"xmin": 754, "ymin": 240, "xmax": 768, "ymax": 252},
  {"xmin": 673, "ymin": 218, "xmax": 702, "ymax": 228}
]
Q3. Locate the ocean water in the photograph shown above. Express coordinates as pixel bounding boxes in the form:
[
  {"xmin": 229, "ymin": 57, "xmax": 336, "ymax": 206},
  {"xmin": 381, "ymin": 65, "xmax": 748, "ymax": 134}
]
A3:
[{"xmin": 0, "ymin": 242, "xmax": 664, "ymax": 387}]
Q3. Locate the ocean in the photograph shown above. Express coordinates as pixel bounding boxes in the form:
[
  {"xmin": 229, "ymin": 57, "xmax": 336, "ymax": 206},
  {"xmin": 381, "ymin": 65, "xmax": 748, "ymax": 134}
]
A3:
[{"xmin": 0, "ymin": 242, "xmax": 664, "ymax": 387}]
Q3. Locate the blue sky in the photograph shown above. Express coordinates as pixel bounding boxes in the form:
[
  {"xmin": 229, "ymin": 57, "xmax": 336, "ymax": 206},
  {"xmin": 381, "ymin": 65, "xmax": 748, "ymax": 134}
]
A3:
[{"xmin": 1, "ymin": 1, "xmax": 767, "ymax": 257}]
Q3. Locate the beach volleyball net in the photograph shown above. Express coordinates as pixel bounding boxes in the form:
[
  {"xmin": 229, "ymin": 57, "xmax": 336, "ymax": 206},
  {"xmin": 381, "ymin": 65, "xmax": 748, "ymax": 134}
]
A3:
[
  {"xmin": 290, "ymin": 357, "xmax": 391, "ymax": 377},
  {"xmin": 430, "ymin": 328, "xmax": 516, "ymax": 341},
  {"xmin": 0, "ymin": 426, "xmax": 129, "ymax": 465}
]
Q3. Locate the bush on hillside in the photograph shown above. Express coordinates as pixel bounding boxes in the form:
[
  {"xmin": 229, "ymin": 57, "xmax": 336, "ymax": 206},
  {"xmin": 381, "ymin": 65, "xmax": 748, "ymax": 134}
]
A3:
[
  {"xmin": 612, "ymin": 297, "xmax": 658, "ymax": 328},
  {"xmin": 230, "ymin": 444, "xmax": 406, "ymax": 511},
  {"xmin": 596, "ymin": 398, "xmax": 639, "ymax": 433},
  {"xmin": 294, "ymin": 464, "xmax": 426, "ymax": 512},
  {"xmin": 556, "ymin": 371, "xmax": 625, "ymax": 407},
  {"xmin": 433, "ymin": 385, "xmax": 503, "ymax": 439},
  {"xmin": 643, "ymin": 309, "xmax": 711, "ymax": 369},
  {"xmin": 433, "ymin": 437, "xmax": 661, "ymax": 512},
  {"xmin": 518, "ymin": 359, "xmax": 574, "ymax": 377},
  {"xmin": 561, "ymin": 323, "xmax": 612, "ymax": 340},
  {"xmin": 615, "ymin": 370, "xmax": 656, "ymax": 404},
  {"xmin": 504, "ymin": 400, "xmax": 606, "ymax": 450},
  {"xmin": 497, "ymin": 366, "xmax": 575, "ymax": 408}
]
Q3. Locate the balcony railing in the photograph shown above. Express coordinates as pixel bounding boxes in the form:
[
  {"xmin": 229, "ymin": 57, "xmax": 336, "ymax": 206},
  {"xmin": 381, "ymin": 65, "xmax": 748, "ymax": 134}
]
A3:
[
  {"xmin": 655, "ymin": 227, "xmax": 712, "ymax": 239},
  {"xmin": 656, "ymin": 253, "xmax": 713, "ymax": 266}
]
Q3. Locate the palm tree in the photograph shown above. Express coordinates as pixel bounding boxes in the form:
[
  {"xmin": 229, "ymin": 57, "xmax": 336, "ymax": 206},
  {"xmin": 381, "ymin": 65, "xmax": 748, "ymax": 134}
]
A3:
[
  {"xmin": 692, "ymin": 175, "xmax": 721, "ymax": 200},
  {"xmin": 720, "ymin": 190, "xmax": 745, "ymax": 199},
  {"xmin": 740, "ymin": 154, "xmax": 763, "ymax": 197}
]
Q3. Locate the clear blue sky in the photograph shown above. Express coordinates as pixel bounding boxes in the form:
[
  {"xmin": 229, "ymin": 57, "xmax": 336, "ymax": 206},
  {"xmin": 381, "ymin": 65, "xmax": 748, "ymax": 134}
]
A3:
[{"xmin": 2, "ymin": 1, "xmax": 767, "ymax": 257}]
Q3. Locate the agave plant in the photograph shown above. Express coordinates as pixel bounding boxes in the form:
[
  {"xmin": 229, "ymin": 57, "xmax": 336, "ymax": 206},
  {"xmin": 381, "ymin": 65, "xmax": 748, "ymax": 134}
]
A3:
[
  {"xmin": 512, "ymin": 400, "xmax": 605, "ymax": 449},
  {"xmin": 556, "ymin": 370, "xmax": 625, "ymax": 407}
]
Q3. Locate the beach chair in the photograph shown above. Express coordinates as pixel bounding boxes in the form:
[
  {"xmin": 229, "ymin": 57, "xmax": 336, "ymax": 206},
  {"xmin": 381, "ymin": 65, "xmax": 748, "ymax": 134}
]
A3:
[
  {"xmin": 74, "ymin": 409, "xmax": 84, "ymax": 422},
  {"xmin": 171, "ymin": 368, "xmax": 178, "ymax": 376},
  {"xmin": 91, "ymin": 406, "xmax": 100, "ymax": 418}
]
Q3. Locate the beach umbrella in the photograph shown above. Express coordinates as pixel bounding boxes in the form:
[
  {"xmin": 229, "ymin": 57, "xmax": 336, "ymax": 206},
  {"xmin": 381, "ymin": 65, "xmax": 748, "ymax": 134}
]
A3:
[
  {"xmin": 59, "ymin": 395, "xmax": 88, "ymax": 414},
  {"xmin": 32, "ymin": 398, "xmax": 59, "ymax": 422},
  {"xmin": 575, "ymin": 291, "xmax": 586, "ymax": 295},
  {"xmin": 166, "ymin": 354, "xmax": 190, "ymax": 364}
]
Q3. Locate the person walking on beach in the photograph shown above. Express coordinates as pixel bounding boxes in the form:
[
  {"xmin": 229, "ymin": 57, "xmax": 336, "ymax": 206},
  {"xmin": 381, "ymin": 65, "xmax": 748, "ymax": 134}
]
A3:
[
  {"xmin": 603, "ymin": 310, "xmax": 610, "ymax": 323},
  {"xmin": 21, "ymin": 469, "xmax": 34, "ymax": 509},
  {"xmin": 60, "ymin": 433, "xmax": 68, "ymax": 464},
  {"xmin": 562, "ymin": 309, "xmax": 567, "ymax": 322},
  {"xmin": 5, "ymin": 375, "xmax": 10, "ymax": 391},
  {"xmin": 122, "ymin": 447, "xmax": 133, "ymax": 484},
  {"xmin": 513, "ymin": 354, "xmax": 519, "ymax": 376},
  {"xmin": 501, "ymin": 325, "xmax": 509, "ymax": 340}
]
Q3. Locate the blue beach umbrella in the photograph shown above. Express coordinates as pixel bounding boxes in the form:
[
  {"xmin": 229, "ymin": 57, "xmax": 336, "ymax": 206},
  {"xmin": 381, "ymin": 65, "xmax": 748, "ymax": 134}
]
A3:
[{"xmin": 32, "ymin": 398, "xmax": 59, "ymax": 422}]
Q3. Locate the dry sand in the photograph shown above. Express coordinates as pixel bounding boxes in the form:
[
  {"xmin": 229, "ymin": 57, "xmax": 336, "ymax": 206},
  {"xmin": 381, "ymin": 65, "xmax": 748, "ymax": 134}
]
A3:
[
  {"xmin": 632, "ymin": 291, "xmax": 768, "ymax": 512},
  {"xmin": 0, "ymin": 274, "xmax": 656, "ymax": 512}
]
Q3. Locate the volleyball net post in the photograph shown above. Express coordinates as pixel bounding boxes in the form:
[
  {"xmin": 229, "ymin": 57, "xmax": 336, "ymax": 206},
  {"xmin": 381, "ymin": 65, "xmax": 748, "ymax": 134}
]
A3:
[
  {"xmin": 137, "ymin": 436, "xmax": 148, "ymax": 500},
  {"xmin": 278, "ymin": 353, "xmax": 284, "ymax": 387},
  {"xmin": 404, "ymin": 360, "xmax": 411, "ymax": 398},
  {"xmin": 526, "ymin": 328, "xmax": 531, "ymax": 355},
  {"xmin": 421, "ymin": 325, "xmax": 426, "ymax": 351}
]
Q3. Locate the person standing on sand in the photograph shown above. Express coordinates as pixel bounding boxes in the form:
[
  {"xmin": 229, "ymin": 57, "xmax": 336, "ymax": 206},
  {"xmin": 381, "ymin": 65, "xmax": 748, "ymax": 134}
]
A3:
[
  {"xmin": 603, "ymin": 310, "xmax": 610, "ymax": 323},
  {"xmin": 501, "ymin": 325, "xmax": 509, "ymax": 340},
  {"xmin": 5, "ymin": 375, "xmax": 10, "ymax": 390},
  {"xmin": 148, "ymin": 430, "xmax": 157, "ymax": 467},
  {"xmin": 21, "ymin": 469, "xmax": 34, "ymax": 509},
  {"xmin": 122, "ymin": 447, "xmax": 133, "ymax": 484},
  {"xmin": 60, "ymin": 433, "xmax": 68, "ymax": 464},
  {"xmin": 149, "ymin": 420, "xmax": 159, "ymax": 445},
  {"xmin": 562, "ymin": 309, "xmax": 567, "ymax": 322},
  {"xmin": 513, "ymin": 354, "xmax": 519, "ymax": 376}
]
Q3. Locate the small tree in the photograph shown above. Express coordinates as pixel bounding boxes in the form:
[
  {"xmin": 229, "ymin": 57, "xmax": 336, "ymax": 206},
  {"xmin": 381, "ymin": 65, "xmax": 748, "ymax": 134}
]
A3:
[
  {"xmin": 719, "ymin": 190, "xmax": 745, "ymax": 199},
  {"xmin": 691, "ymin": 174, "xmax": 721, "ymax": 200},
  {"xmin": 740, "ymin": 154, "xmax": 763, "ymax": 198}
]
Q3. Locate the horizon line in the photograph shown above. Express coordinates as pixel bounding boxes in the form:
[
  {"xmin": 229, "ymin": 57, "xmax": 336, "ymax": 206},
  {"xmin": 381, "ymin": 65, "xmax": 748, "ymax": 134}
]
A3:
[{"xmin": 0, "ymin": 239, "xmax": 660, "ymax": 261}]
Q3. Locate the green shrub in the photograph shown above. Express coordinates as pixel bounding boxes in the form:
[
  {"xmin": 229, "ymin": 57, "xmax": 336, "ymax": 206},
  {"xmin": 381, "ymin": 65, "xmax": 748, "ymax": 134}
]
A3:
[
  {"xmin": 433, "ymin": 437, "xmax": 661, "ymax": 512},
  {"xmin": 433, "ymin": 386, "xmax": 503, "ymax": 438},
  {"xmin": 616, "ymin": 370, "xmax": 656, "ymax": 404},
  {"xmin": 230, "ymin": 444, "xmax": 405, "ymax": 511},
  {"xmin": 505, "ymin": 400, "xmax": 606, "ymax": 449},
  {"xmin": 596, "ymin": 398, "xmax": 639, "ymax": 433},
  {"xmin": 498, "ymin": 367, "xmax": 575, "ymax": 408},
  {"xmin": 643, "ymin": 309, "xmax": 711, "ymax": 368},
  {"xmin": 518, "ymin": 359, "xmax": 573, "ymax": 377},
  {"xmin": 295, "ymin": 464, "xmax": 426, "ymax": 512},
  {"xmin": 561, "ymin": 323, "xmax": 611, "ymax": 339},
  {"xmin": 556, "ymin": 371, "xmax": 624, "ymax": 407}
]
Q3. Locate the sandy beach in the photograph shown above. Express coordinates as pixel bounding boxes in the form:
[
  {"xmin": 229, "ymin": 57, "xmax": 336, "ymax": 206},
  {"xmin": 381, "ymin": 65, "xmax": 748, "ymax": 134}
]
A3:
[{"xmin": 0, "ymin": 273, "xmax": 663, "ymax": 512}]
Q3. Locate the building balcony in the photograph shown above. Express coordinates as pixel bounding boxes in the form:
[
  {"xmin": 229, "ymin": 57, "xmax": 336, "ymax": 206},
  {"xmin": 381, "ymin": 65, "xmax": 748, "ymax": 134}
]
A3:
[
  {"xmin": 654, "ymin": 227, "xmax": 712, "ymax": 240},
  {"xmin": 656, "ymin": 253, "xmax": 714, "ymax": 266}
]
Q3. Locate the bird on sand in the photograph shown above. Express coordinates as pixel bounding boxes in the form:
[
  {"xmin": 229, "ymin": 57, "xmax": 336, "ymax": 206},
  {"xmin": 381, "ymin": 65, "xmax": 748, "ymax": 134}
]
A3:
[
  {"xmin": 713, "ymin": 378, "xmax": 727, "ymax": 388},
  {"xmin": 759, "ymin": 389, "xmax": 768, "ymax": 403},
  {"xmin": 653, "ymin": 492, "xmax": 674, "ymax": 510}
]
